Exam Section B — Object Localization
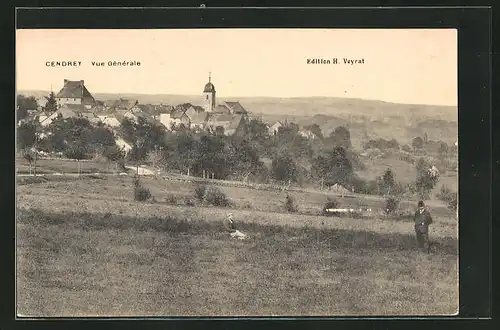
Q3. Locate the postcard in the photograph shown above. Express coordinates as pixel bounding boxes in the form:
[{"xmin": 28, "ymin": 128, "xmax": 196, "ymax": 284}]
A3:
[{"xmin": 16, "ymin": 28, "xmax": 458, "ymax": 317}]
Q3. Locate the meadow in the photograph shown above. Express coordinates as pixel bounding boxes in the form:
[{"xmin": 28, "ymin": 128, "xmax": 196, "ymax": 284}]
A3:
[{"xmin": 16, "ymin": 176, "xmax": 458, "ymax": 317}]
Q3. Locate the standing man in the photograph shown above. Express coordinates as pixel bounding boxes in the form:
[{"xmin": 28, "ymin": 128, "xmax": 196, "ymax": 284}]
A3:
[{"xmin": 414, "ymin": 201, "xmax": 433, "ymax": 252}]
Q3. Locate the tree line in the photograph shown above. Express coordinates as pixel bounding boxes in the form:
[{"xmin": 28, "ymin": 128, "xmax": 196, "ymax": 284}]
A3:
[{"xmin": 17, "ymin": 101, "xmax": 443, "ymax": 199}]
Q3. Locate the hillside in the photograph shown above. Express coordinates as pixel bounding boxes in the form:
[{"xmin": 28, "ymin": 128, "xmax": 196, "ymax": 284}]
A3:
[{"xmin": 19, "ymin": 90, "xmax": 458, "ymax": 148}]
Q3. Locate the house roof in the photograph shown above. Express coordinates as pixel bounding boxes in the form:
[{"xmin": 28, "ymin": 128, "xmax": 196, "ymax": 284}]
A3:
[
  {"xmin": 207, "ymin": 113, "xmax": 233, "ymax": 124},
  {"xmin": 214, "ymin": 104, "xmax": 231, "ymax": 114},
  {"xmin": 36, "ymin": 96, "xmax": 49, "ymax": 107},
  {"xmin": 206, "ymin": 114, "xmax": 244, "ymax": 131},
  {"xmin": 90, "ymin": 104, "xmax": 107, "ymax": 114},
  {"xmin": 56, "ymin": 79, "xmax": 94, "ymax": 100},
  {"xmin": 107, "ymin": 99, "xmax": 138, "ymax": 110},
  {"xmin": 227, "ymin": 114, "xmax": 244, "ymax": 130},
  {"xmin": 171, "ymin": 109, "xmax": 187, "ymax": 119},
  {"xmin": 137, "ymin": 104, "xmax": 158, "ymax": 115},
  {"xmin": 79, "ymin": 111, "xmax": 100, "ymax": 121},
  {"xmin": 56, "ymin": 106, "xmax": 78, "ymax": 118},
  {"xmin": 157, "ymin": 105, "xmax": 174, "ymax": 113},
  {"xmin": 190, "ymin": 111, "xmax": 209, "ymax": 125},
  {"xmin": 134, "ymin": 111, "xmax": 156, "ymax": 124},
  {"xmin": 224, "ymin": 101, "xmax": 247, "ymax": 114}
]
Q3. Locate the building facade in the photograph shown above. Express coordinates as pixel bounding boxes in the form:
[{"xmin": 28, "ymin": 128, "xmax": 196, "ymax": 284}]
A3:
[
  {"xmin": 56, "ymin": 79, "xmax": 96, "ymax": 109},
  {"xmin": 203, "ymin": 73, "xmax": 216, "ymax": 112}
]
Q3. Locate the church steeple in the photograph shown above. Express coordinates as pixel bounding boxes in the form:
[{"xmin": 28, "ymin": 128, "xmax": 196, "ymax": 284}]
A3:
[{"xmin": 203, "ymin": 72, "xmax": 216, "ymax": 112}]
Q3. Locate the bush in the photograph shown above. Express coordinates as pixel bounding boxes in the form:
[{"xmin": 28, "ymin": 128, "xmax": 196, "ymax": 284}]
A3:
[
  {"xmin": 437, "ymin": 185, "xmax": 453, "ymax": 201},
  {"xmin": 134, "ymin": 185, "xmax": 152, "ymax": 201},
  {"xmin": 322, "ymin": 197, "xmax": 339, "ymax": 216},
  {"xmin": 447, "ymin": 194, "xmax": 458, "ymax": 211},
  {"xmin": 133, "ymin": 178, "xmax": 152, "ymax": 202},
  {"xmin": 194, "ymin": 184, "xmax": 207, "ymax": 202},
  {"xmin": 285, "ymin": 194, "xmax": 298, "ymax": 213},
  {"xmin": 204, "ymin": 186, "xmax": 232, "ymax": 207},
  {"xmin": 184, "ymin": 197, "xmax": 195, "ymax": 207},
  {"xmin": 436, "ymin": 185, "xmax": 458, "ymax": 211},
  {"xmin": 351, "ymin": 177, "xmax": 379, "ymax": 195},
  {"xmin": 384, "ymin": 197, "xmax": 399, "ymax": 215},
  {"xmin": 165, "ymin": 194, "xmax": 178, "ymax": 205}
]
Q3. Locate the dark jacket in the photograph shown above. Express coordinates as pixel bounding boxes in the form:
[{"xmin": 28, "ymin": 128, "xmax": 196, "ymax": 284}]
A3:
[{"xmin": 414, "ymin": 207, "xmax": 433, "ymax": 232}]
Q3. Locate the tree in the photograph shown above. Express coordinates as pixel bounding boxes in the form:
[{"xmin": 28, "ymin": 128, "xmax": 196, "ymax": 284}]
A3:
[
  {"xmin": 103, "ymin": 145, "xmax": 125, "ymax": 170},
  {"xmin": 328, "ymin": 126, "xmax": 351, "ymax": 149},
  {"xmin": 412, "ymin": 136, "xmax": 424, "ymax": 149},
  {"xmin": 415, "ymin": 158, "xmax": 440, "ymax": 199},
  {"xmin": 246, "ymin": 118, "xmax": 269, "ymax": 144},
  {"xmin": 381, "ymin": 168, "xmax": 396, "ymax": 195},
  {"xmin": 146, "ymin": 146, "xmax": 164, "ymax": 171},
  {"xmin": 44, "ymin": 92, "xmax": 58, "ymax": 113},
  {"xmin": 311, "ymin": 147, "xmax": 353, "ymax": 187},
  {"xmin": 272, "ymin": 153, "xmax": 298, "ymax": 183},
  {"xmin": 17, "ymin": 122, "xmax": 36, "ymax": 150},
  {"xmin": 128, "ymin": 141, "xmax": 148, "ymax": 175},
  {"xmin": 438, "ymin": 141, "xmax": 449, "ymax": 157},
  {"xmin": 22, "ymin": 148, "xmax": 35, "ymax": 175},
  {"xmin": 63, "ymin": 144, "xmax": 89, "ymax": 176},
  {"xmin": 304, "ymin": 123, "xmax": 324, "ymax": 140},
  {"xmin": 17, "ymin": 95, "xmax": 38, "ymax": 120}
]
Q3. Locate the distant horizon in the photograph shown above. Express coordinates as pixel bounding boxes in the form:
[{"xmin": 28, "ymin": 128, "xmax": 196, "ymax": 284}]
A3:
[{"xmin": 18, "ymin": 88, "xmax": 457, "ymax": 109}]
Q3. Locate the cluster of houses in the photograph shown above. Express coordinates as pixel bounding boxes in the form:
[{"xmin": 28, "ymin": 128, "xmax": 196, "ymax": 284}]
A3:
[
  {"xmin": 31, "ymin": 76, "xmax": 253, "ymax": 138},
  {"xmin": 20, "ymin": 75, "xmax": 322, "ymax": 156}
]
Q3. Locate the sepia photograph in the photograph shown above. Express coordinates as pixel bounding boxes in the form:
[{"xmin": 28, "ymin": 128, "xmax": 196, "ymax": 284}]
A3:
[{"xmin": 15, "ymin": 28, "xmax": 458, "ymax": 317}]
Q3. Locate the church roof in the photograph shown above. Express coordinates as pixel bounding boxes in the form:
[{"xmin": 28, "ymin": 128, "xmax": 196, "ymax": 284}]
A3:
[{"xmin": 203, "ymin": 82, "xmax": 216, "ymax": 93}]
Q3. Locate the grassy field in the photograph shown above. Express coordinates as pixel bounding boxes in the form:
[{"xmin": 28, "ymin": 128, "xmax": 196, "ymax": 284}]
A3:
[{"xmin": 16, "ymin": 176, "xmax": 458, "ymax": 316}]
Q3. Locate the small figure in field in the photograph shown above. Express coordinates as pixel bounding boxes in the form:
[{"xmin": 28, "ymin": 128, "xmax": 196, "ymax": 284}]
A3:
[
  {"xmin": 414, "ymin": 201, "xmax": 433, "ymax": 252},
  {"xmin": 223, "ymin": 213, "xmax": 247, "ymax": 240}
]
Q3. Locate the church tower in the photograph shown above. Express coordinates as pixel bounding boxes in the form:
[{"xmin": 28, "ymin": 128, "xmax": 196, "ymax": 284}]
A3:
[{"xmin": 203, "ymin": 72, "xmax": 216, "ymax": 112}]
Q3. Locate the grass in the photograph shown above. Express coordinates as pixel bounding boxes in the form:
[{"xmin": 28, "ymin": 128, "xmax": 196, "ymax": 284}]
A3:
[
  {"xmin": 16, "ymin": 176, "xmax": 458, "ymax": 316},
  {"xmin": 17, "ymin": 208, "xmax": 458, "ymax": 316}
]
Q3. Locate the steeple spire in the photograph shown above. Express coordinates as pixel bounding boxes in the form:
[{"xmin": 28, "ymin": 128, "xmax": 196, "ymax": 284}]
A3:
[{"xmin": 209, "ymin": 72, "xmax": 211, "ymax": 83}]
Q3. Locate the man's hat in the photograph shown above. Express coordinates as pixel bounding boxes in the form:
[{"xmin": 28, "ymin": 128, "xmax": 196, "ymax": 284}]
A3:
[{"xmin": 418, "ymin": 201, "xmax": 425, "ymax": 207}]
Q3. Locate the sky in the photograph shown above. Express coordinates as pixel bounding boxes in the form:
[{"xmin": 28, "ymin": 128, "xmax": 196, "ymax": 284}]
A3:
[{"xmin": 16, "ymin": 29, "xmax": 457, "ymax": 106}]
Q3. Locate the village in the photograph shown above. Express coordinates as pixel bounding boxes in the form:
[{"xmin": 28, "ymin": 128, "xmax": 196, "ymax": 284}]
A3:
[{"xmin": 18, "ymin": 74, "xmax": 318, "ymax": 157}]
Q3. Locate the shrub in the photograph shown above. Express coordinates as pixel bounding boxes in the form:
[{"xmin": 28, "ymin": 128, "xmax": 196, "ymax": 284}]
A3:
[
  {"xmin": 384, "ymin": 197, "xmax": 399, "ymax": 215},
  {"xmin": 437, "ymin": 185, "xmax": 453, "ymax": 201},
  {"xmin": 165, "ymin": 194, "xmax": 178, "ymax": 205},
  {"xmin": 134, "ymin": 185, "xmax": 152, "ymax": 201},
  {"xmin": 133, "ymin": 178, "xmax": 152, "ymax": 202},
  {"xmin": 194, "ymin": 184, "xmax": 207, "ymax": 202},
  {"xmin": 322, "ymin": 197, "xmax": 339, "ymax": 216},
  {"xmin": 285, "ymin": 194, "xmax": 298, "ymax": 213},
  {"xmin": 184, "ymin": 197, "xmax": 195, "ymax": 207},
  {"xmin": 204, "ymin": 186, "xmax": 232, "ymax": 207},
  {"xmin": 447, "ymin": 194, "xmax": 458, "ymax": 211},
  {"xmin": 436, "ymin": 185, "xmax": 458, "ymax": 211}
]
